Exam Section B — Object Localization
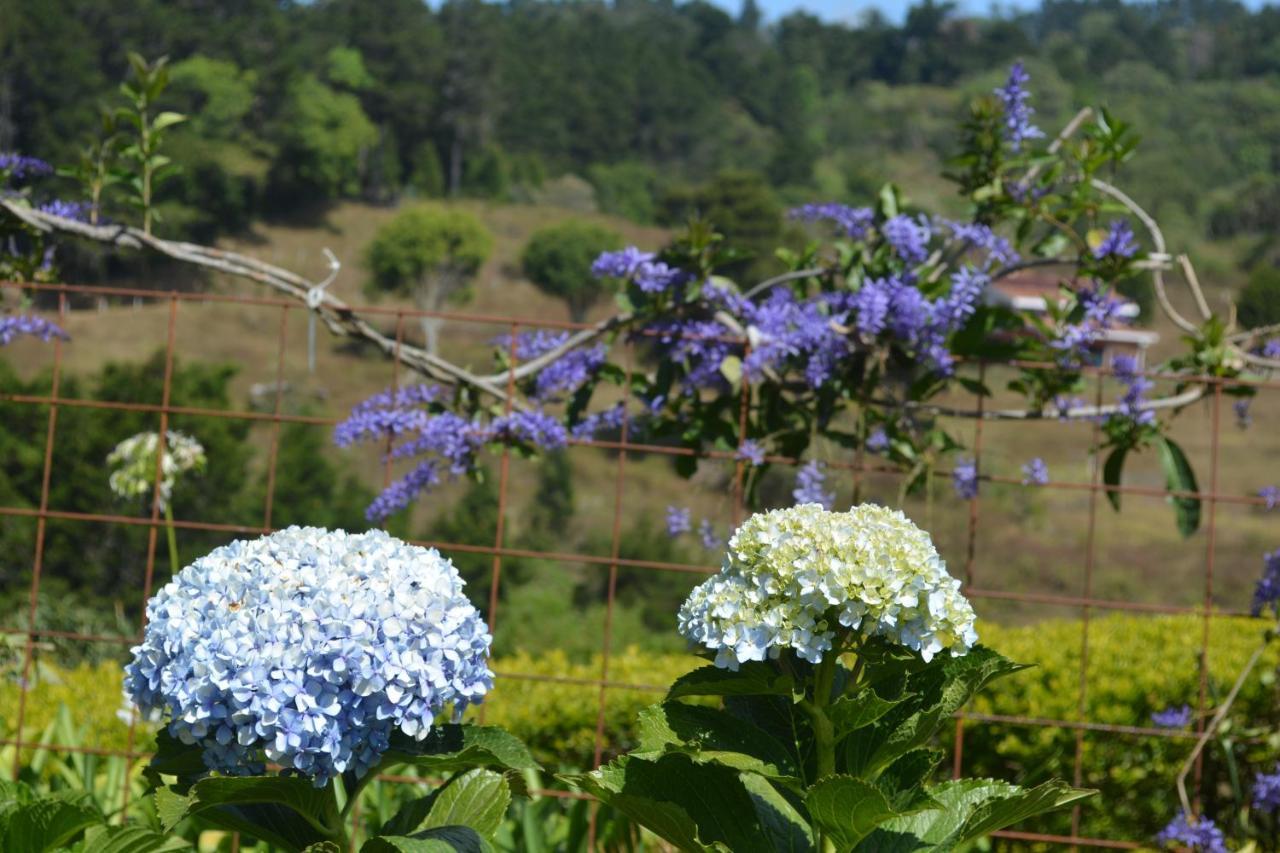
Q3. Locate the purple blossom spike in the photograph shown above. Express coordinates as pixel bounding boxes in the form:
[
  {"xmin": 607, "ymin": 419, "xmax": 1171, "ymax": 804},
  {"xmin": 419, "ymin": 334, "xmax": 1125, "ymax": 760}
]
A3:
[
  {"xmin": 1260, "ymin": 486, "xmax": 1280, "ymax": 510},
  {"xmin": 939, "ymin": 220, "xmax": 1020, "ymax": 269},
  {"xmin": 0, "ymin": 314, "xmax": 69, "ymax": 346},
  {"xmin": 490, "ymin": 409, "xmax": 568, "ymax": 451},
  {"xmin": 0, "ymin": 152, "xmax": 53, "ymax": 182},
  {"xmin": 953, "ymin": 458, "xmax": 979, "ymax": 500},
  {"xmin": 1234, "ymin": 398, "xmax": 1252, "ymax": 429},
  {"xmin": 736, "ymin": 440, "xmax": 765, "ymax": 467},
  {"xmin": 1155, "ymin": 811, "xmax": 1227, "ymax": 853},
  {"xmin": 1093, "ymin": 220, "xmax": 1138, "ymax": 259},
  {"xmin": 38, "ymin": 200, "xmax": 90, "ymax": 222},
  {"xmin": 571, "ymin": 403, "xmax": 626, "ymax": 439},
  {"xmin": 666, "ymin": 506, "xmax": 692, "ymax": 537},
  {"xmin": 793, "ymin": 461, "xmax": 834, "ymax": 509},
  {"xmin": 1110, "ymin": 354, "xmax": 1156, "ymax": 427},
  {"xmin": 1150, "ymin": 704, "xmax": 1192, "ymax": 728},
  {"xmin": 591, "ymin": 246, "xmax": 655, "ymax": 279},
  {"xmin": 366, "ymin": 461, "xmax": 442, "ymax": 521},
  {"xmin": 1021, "ymin": 458, "xmax": 1049, "ymax": 486},
  {"xmin": 882, "ymin": 214, "xmax": 931, "ymax": 264},
  {"xmin": 1262, "ymin": 338, "xmax": 1280, "ymax": 360},
  {"xmin": 1252, "ymin": 549, "xmax": 1280, "ymax": 617},
  {"xmin": 1253, "ymin": 765, "xmax": 1280, "ymax": 813},
  {"xmin": 994, "ymin": 62, "xmax": 1045, "ymax": 152},
  {"xmin": 788, "ymin": 203, "xmax": 875, "ymax": 240},
  {"xmin": 866, "ymin": 427, "xmax": 890, "ymax": 454},
  {"xmin": 697, "ymin": 519, "xmax": 722, "ymax": 550}
]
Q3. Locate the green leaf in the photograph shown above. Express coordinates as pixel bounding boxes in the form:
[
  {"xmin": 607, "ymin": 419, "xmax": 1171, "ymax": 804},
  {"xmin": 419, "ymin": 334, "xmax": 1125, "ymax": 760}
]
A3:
[
  {"xmin": 2, "ymin": 793, "xmax": 102, "ymax": 852},
  {"xmin": 635, "ymin": 703, "xmax": 799, "ymax": 784},
  {"xmin": 720, "ymin": 355, "xmax": 743, "ymax": 387},
  {"xmin": 1156, "ymin": 437, "xmax": 1201, "ymax": 537},
  {"xmin": 143, "ymin": 730, "xmax": 207, "ymax": 790},
  {"xmin": 421, "ymin": 770, "xmax": 510, "ymax": 839},
  {"xmin": 873, "ymin": 750, "xmax": 944, "ymax": 814},
  {"xmin": 363, "ymin": 826, "xmax": 493, "ymax": 852},
  {"xmin": 575, "ymin": 754, "xmax": 789, "ymax": 853},
  {"xmin": 667, "ymin": 663, "xmax": 793, "ymax": 700},
  {"xmin": 806, "ymin": 776, "xmax": 899, "ymax": 852},
  {"xmin": 152, "ymin": 112, "xmax": 186, "ymax": 132},
  {"xmin": 160, "ymin": 775, "xmax": 339, "ymax": 837},
  {"xmin": 847, "ymin": 648, "xmax": 1026, "ymax": 778},
  {"xmin": 828, "ymin": 688, "xmax": 907, "ymax": 741},
  {"xmin": 384, "ymin": 725, "xmax": 539, "ymax": 774},
  {"xmin": 302, "ymin": 844, "xmax": 343, "ymax": 853},
  {"xmin": 1102, "ymin": 446, "xmax": 1127, "ymax": 512},
  {"xmin": 738, "ymin": 773, "xmax": 814, "ymax": 852},
  {"xmin": 955, "ymin": 780, "xmax": 1096, "ymax": 843},
  {"xmin": 80, "ymin": 824, "xmax": 192, "ymax": 853}
]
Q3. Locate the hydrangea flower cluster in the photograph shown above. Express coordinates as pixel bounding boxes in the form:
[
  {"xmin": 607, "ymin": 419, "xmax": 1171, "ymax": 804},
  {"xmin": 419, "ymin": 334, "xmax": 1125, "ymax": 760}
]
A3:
[
  {"xmin": 107, "ymin": 431, "xmax": 206, "ymax": 511},
  {"xmin": 335, "ymin": 385, "xmax": 568, "ymax": 521},
  {"xmin": 0, "ymin": 314, "xmax": 69, "ymax": 346},
  {"xmin": 994, "ymin": 61, "xmax": 1044, "ymax": 151},
  {"xmin": 1155, "ymin": 811, "xmax": 1227, "ymax": 853},
  {"xmin": 123, "ymin": 527, "xmax": 493, "ymax": 787},
  {"xmin": 677, "ymin": 504, "xmax": 979, "ymax": 669},
  {"xmin": 1150, "ymin": 704, "xmax": 1192, "ymax": 728}
]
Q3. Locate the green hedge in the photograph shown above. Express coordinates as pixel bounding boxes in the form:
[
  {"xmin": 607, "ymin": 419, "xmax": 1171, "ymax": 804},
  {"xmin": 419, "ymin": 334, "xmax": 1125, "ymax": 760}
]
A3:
[{"xmin": 3, "ymin": 614, "xmax": 1274, "ymax": 843}]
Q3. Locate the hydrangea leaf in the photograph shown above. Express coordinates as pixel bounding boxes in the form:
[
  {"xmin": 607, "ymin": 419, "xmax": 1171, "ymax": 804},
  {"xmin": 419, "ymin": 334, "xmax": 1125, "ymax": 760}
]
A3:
[
  {"xmin": 1, "ymin": 793, "xmax": 103, "ymax": 853},
  {"xmin": 385, "ymin": 724, "xmax": 538, "ymax": 774},
  {"xmin": 805, "ymin": 775, "xmax": 899, "ymax": 852},
  {"xmin": 666, "ymin": 663, "xmax": 794, "ymax": 700},
  {"xmin": 156, "ymin": 777, "xmax": 340, "ymax": 850},
  {"xmin": 574, "ymin": 754, "xmax": 791, "ymax": 852},
  {"xmin": 856, "ymin": 778, "xmax": 1094, "ymax": 850},
  {"xmin": 80, "ymin": 824, "xmax": 193, "ymax": 853},
  {"xmin": 872, "ymin": 749, "xmax": 945, "ymax": 815},
  {"xmin": 301, "ymin": 844, "xmax": 343, "ymax": 853},
  {"xmin": 142, "ymin": 730, "xmax": 207, "ymax": 791},
  {"xmin": 827, "ymin": 687, "xmax": 909, "ymax": 741},
  {"xmin": 846, "ymin": 647, "xmax": 1026, "ymax": 778},
  {"xmin": 635, "ymin": 702, "xmax": 801, "ymax": 785},
  {"xmin": 362, "ymin": 826, "xmax": 493, "ymax": 852},
  {"xmin": 420, "ymin": 769, "xmax": 510, "ymax": 839},
  {"xmin": 738, "ymin": 773, "xmax": 815, "ymax": 852}
]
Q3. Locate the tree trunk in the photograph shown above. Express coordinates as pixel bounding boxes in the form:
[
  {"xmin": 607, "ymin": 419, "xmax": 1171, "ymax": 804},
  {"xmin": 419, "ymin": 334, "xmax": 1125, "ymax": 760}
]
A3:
[
  {"xmin": 449, "ymin": 135, "xmax": 463, "ymax": 198},
  {"xmin": 415, "ymin": 286, "xmax": 443, "ymax": 356}
]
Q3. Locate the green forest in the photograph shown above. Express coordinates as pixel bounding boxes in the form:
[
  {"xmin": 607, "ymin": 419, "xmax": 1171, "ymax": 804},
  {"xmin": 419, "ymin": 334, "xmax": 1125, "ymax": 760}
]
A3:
[{"xmin": 6, "ymin": 0, "xmax": 1280, "ymax": 284}]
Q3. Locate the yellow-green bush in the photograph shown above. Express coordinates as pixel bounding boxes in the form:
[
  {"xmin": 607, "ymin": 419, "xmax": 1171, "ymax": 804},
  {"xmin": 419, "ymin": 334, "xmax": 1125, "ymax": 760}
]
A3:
[{"xmin": 3, "ymin": 615, "xmax": 1273, "ymax": 843}]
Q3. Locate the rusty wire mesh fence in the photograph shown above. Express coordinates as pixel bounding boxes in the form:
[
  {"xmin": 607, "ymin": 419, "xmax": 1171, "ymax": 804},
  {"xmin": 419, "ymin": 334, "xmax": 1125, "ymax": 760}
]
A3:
[{"xmin": 3, "ymin": 279, "xmax": 1278, "ymax": 850}]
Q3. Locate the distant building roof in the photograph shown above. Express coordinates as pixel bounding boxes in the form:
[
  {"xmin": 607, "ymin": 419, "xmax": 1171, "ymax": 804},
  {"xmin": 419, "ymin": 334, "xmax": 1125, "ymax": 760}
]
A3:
[{"xmin": 987, "ymin": 267, "xmax": 1160, "ymax": 350}]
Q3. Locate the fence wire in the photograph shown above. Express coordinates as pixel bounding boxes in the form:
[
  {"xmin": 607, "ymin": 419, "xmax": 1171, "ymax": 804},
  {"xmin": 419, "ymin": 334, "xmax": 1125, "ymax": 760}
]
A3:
[{"xmin": 2, "ymin": 280, "xmax": 1276, "ymax": 850}]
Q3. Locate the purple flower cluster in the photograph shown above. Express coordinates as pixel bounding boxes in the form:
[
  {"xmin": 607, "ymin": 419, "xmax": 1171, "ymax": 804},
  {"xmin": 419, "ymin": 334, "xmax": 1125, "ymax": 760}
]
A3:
[
  {"xmin": 666, "ymin": 506, "xmax": 692, "ymax": 537},
  {"xmin": 591, "ymin": 246, "xmax": 685, "ymax": 294},
  {"xmin": 337, "ymin": 387, "xmax": 567, "ymax": 520},
  {"xmin": 1150, "ymin": 704, "xmax": 1192, "ymax": 728},
  {"xmin": 0, "ymin": 152, "xmax": 53, "ymax": 182},
  {"xmin": 953, "ymin": 458, "xmax": 979, "ymax": 499},
  {"xmin": 642, "ymin": 317, "xmax": 738, "ymax": 389},
  {"xmin": 1254, "ymin": 765, "xmax": 1280, "ymax": 812},
  {"xmin": 1251, "ymin": 549, "xmax": 1280, "ymax": 617},
  {"xmin": 1021, "ymin": 457, "xmax": 1049, "ymax": 485},
  {"xmin": 939, "ymin": 220, "xmax": 1020, "ymax": 270},
  {"xmin": 1262, "ymin": 338, "xmax": 1280, "ymax": 360},
  {"xmin": 787, "ymin": 203, "xmax": 874, "ymax": 240},
  {"xmin": 1260, "ymin": 485, "xmax": 1279, "ymax": 510},
  {"xmin": 994, "ymin": 61, "xmax": 1045, "ymax": 152},
  {"xmin": 848, "ymin": 270, "xmax": 985, "ymax": 373},
  {"xmin": 736, "ymin": 440, "xmax": 765, "ymax": 467},
  {"xmin": 793, "ymin": 460, "xmax": 834, "ymax": 509},
  {"xmin": 1052, "ymin": 283, "xmax": 1124, "ymax": 365},
  {"xmin": 742, "ymin": 288, "xmax": 849, "ymax": 385},
  {"xmin": 571, "ymin": 402, "xmax": 627, "ymax": 439},
  {"xmin": 698, "ymin": 519, "xmax": 722, "ymax": 550},
  {"xmin": 0, "ymin": 314, "xmax": 69, "ymax": 346},
  {"xmin": 866, "ymin": 427, "xmax": 890, "ymax": 453},
  {"xmin": 497, "ymin": 331, "xmax": 606, "ymax": 400},
  {"xmin": 1111, "ymin": 354, "xmax": 1156, "ymax": 427},
  {"xmin": 1156, "ymin": 811, "xmax": 1227, "ymax": 853},
  {"xmin": 1093, "ymin": 220, "xmax": 1138, "ymax": 259},
  {"xmin": 38, "ymin": 200, "xmax": 90, "ymax": 222},
  {"xmin": 882, "ymin": 214, "xmax": 931, "ymax": 264},
  {"xmin": 1234, "ymin": 398, "xmax": 1252, "ymax": 428}
]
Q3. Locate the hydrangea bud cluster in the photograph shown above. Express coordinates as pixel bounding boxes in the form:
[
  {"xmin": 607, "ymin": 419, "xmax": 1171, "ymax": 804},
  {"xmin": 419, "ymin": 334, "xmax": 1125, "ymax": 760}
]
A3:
[
  {"xmin": 123, "ymin": 527, "xmax": 493, "ymax": 787},
  {"xmin": 107, "ymin": 430, "xmax": 206, "ymax": 511},
  {"xmin": 0, "ymin": 314, "xmax": 69, "ymax": 346},
  {"xmin": 678, "ymin": 504, "xmax": 978, "ymax": 670}
]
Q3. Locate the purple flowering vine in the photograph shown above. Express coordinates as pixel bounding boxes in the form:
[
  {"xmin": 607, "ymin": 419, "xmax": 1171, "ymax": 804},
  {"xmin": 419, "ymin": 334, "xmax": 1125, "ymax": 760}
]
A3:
[
  {"xmin": 1150, "ymin": 704, "xmax": 1192, "ymax": 729},
  {"xmin": 994, "ymin": 61, "xmax": 1045, "ymax": 152},
  {"xmin": 1155, "ymin": 811, "xmax": 1227, "ymax": 853},
  {"xmin": 793, "ymin": 460, "xmax": 834, "ymax": 509},
  {"xmin": 0, "ymin": 314, "xmax": 69, "ymax": 346},
  {"xmin": 1021, "ymin": 458, "xmax": 1049, "ymax": 486},
  {"xmin": 953, "ymin": 458, "xmax": 979, "ymax": 500},
  {"xmin": 665, "ymin": 506, "xmax": 692, "ymax": 538}
]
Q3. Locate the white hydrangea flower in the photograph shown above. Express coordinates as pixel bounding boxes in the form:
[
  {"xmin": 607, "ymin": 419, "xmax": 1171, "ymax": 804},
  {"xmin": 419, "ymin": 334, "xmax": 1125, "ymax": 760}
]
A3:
[
  {"xmin": 678, "ymin": 503, "xmax": 978, "ymax": 670},
  {"xmin": 107, "ymin": 430, "xmax": 206, "ymax": 511}
]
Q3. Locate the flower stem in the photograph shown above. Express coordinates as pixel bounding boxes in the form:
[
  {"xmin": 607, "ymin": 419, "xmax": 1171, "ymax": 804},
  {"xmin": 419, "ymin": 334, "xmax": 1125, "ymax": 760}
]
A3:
[
  {"xmin": 163, "ymin": 505, "xmax": 180, "ymax": 575},
  {"xmin": 808, "ymin": 651, "xmax": 841, "ymax": 853}
]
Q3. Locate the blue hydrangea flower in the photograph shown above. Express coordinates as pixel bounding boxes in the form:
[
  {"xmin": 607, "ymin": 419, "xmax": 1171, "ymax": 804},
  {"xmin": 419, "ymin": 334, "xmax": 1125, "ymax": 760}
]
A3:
[
  {"xmin": 1150, "ymin": 704, "xmax": 1192, "ymax": 728},
  {"xmin": 1021, "ymin": 458, "xmax": 1049, "ymax": 486},
  {"xmin": 793, "ymin": 460, "xmax": 834, "ymax": 509},
  {"xmin": 666, "ymin": 506, "xmax": 692, "ymax": 537},
  {"xmin": 1254, "ymin": 765, "xmax": 1280, "ymax": 813},
  {"xmin": 788, "ymin": 203, "xmax": 874, "ymax": 240},
  {"xmin": 994, "ymin": 62, "xmax": 1045, "ymax": 152},
  {"xmin": 953, "ymin": 458, "xmax": 979, "ymax": 499},
  {"xmin": 123, "ymin": 527, "xmax": 493, "ymax": 787},
  {"xmin": 0, "ymin": 314, "xmax": 69, "ymax": 346},
  {"xmin": 1156, "ymin": 811, "xmax": 1227, "ymax": 853}
]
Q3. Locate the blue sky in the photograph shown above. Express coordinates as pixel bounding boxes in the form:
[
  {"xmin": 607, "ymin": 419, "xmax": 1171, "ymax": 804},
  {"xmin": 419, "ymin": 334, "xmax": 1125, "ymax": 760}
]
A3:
[{"xmin": 719, "ymin": 0, "xmax": 1268, "ymax": 25}]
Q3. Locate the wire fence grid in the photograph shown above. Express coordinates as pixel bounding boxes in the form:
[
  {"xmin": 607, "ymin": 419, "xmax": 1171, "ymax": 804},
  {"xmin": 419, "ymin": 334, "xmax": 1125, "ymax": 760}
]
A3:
[{"xmin": 2, "ymin": 279, "xmax": 1277, "ymax": 850}]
